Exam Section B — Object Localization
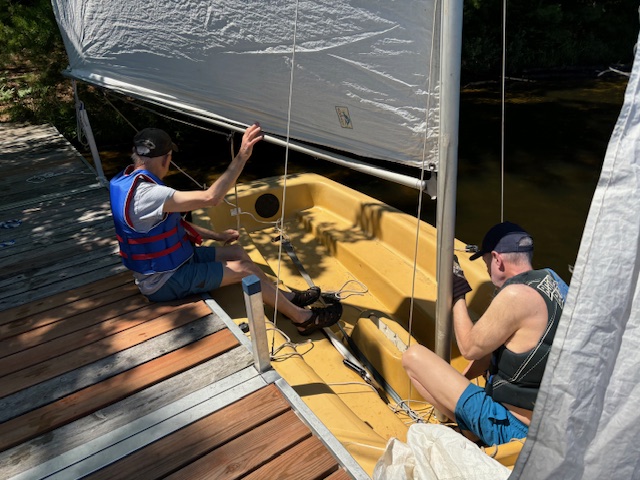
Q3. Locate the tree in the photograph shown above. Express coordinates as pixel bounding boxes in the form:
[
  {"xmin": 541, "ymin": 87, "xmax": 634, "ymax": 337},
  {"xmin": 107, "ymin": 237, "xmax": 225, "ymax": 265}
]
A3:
[
  {"xmin": 0, "ymin": 0, "xmax": 74, "ymax": 128},
  {"xmin": 462, "ymin": 0, "xmax": 637, "ymax": 79}
]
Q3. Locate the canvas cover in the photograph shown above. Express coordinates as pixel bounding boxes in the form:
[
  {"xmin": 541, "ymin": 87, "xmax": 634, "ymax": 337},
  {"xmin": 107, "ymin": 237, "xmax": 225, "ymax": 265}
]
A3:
[
  {"xmin": 51, "ymin": 0, "xmax": 441, "ymax": 169},
  {"xmin": 511, "ymin": 30, "xmax": 640, "ymax": 479}
]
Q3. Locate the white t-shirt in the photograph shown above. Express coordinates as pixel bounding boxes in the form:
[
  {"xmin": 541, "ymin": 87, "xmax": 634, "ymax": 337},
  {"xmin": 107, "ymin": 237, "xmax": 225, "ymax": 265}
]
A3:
[{"xmin": 129, "ymin": 182, "xmax": 181, "ymax": 295}]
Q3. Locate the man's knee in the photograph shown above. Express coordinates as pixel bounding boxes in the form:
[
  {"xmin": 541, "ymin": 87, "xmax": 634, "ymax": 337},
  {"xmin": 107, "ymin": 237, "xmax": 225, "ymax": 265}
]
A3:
[
  {"xmin": 402, "ymin": 344, "xmax": 424, "ymax": 372},
  {"xmin": 236, "ymin": 258, "xmax": 261, "ymax": 276},
  {"xmin": 228, "ymin": 244, "xmax": 248, "ymax": 258}
]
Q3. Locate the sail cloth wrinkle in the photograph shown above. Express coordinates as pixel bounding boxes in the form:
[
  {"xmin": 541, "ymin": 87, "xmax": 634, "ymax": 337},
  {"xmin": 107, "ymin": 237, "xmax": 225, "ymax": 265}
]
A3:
[
  {"xmin": 51, "ymin": 0, "xmax": 441, "ymax": 168},
  {"xmin": 373, "ymin": 424, "xmax": 511, "ymax": 480},
  {"xmin": 512, "ymin": 29, "xmax": 640, "ymax": 480}
]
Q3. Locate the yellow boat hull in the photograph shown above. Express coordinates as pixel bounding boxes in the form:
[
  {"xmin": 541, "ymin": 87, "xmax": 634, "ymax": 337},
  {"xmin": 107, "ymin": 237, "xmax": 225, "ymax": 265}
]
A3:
[{"xmin": 193, "ymin": 173, "xmax": 522, "ymax": 475}]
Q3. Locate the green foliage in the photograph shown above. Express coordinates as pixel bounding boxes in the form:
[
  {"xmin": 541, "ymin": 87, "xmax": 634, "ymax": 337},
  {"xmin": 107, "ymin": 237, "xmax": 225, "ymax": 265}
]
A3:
[
  {"xmin": 463, "ymin": 0, "xmax": 638, "ymax": 79},
  {"xmin": 0, "ymin": 0, "xmax": 74, "ymax": 131},
  {"xmin": 0, "ymin": 0, "xmax": 142, "ymax": 144}
]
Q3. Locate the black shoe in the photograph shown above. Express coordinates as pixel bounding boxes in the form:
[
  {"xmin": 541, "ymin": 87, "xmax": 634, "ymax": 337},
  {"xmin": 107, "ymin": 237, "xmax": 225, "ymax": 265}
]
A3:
[
  {"xmin": 296, "ymin": 302, "xmax": 343, "ymax": 336},
  {"xmin": 320, "ymin": 292, "xmax": 341, "ymax": 304},
  {"xmin": 290, "ymin": 286, "xmax": 321, "ymax": 307}
]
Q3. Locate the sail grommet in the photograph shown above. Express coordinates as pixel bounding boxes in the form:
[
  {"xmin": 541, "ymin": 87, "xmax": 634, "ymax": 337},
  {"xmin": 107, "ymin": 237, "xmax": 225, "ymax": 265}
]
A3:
[{"xmin": 255, "ymin": 193, "xmax": 280, "ymax": 219}]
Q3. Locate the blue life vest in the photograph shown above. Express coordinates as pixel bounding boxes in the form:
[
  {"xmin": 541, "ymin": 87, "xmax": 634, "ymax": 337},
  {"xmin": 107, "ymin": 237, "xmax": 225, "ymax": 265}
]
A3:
[{"xmin": 110, "ymin": 166, "xmax": 195, "ymax": 274}]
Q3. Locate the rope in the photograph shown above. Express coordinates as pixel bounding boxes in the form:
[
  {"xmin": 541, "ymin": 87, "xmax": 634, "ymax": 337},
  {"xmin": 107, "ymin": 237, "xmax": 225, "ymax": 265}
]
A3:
[
  {"xmin": 73, "ymin": 81, "xmax": 88, "ymax": 150},
  {"xmin": 407, "ymin": 0, "xmax": 440, "ymax": 345},
  {"xmin": 270, "ymin": 0, "xmax": 301, "ymax": 350},
  {"xmin": 327, "ymin": 279, "xmax": 369, "ymax": 300},
  {"xmin": 223, "ymin": 197, "xmax": 281, "ymax": 227},
  {"xmin": 389, "ymin": 399, "xmax": 436, "ymax": 425},
  {"xmin": 265, "ymin": 323, "xmax": 316, "ymax": 361},
  {"xmin": 170, "ymin": 160, "xmax": 206, "ymax": 190},
  {"xmin": 230, "ymin": 136, "xmax": 242, "ymax": 234}
]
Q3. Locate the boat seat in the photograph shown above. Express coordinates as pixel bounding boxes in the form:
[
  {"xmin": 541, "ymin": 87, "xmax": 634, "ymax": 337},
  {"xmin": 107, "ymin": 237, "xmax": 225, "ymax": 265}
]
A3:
[{"xmin": 296, "ymin": 206, "xmax": 440, "ymax": 348}]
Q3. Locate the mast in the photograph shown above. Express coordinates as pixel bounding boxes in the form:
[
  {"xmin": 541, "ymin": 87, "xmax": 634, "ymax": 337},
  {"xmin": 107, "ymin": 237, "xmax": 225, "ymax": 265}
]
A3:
[{"xmin": 435, "ymin": 0, "xmax": 463, "ymax": 370}]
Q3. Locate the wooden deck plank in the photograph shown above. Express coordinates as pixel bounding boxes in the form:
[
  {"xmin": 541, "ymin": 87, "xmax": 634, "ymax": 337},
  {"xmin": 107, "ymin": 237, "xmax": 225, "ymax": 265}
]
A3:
[
  {"xmin": 0, "ymin": 312, "xmax": 231, "ymax": 424},
  {"xmin": 0, "ymin": 123, "xmax": 121, "ymax": 312},
  {"xmin": 0, "ymin": 215, "xmax": 115, "ymax": 265},
  {"xmin": 0, "ymin": 187, "xmax": 107, "ymax": 226},
  {"xmin": 164, "ymin": 410, "xmax": 312, "ymax": 480},
  {"xmin": 0, "ymin": 181, "xmax": 103, "ymax": 214},
  {"xmin": 84, "ymin": 384, "xmax": 291, "ymax": 480},
  {"xmin": 0, "ymin": 299, "xmax": 212, "ymax": 395},
  {"xmin": 242, "ymin": 436, "xmax": 344, "ymax": 480},
  {"xmin": 0, "ymin": 125, "xmax": 99, "ymax": 205},
  {"xmin": 0, "ymin": 229, "xmax": 118, "ymax": 279},
  {"xmin": 0, "ymin": 350, "xmax": 255, "ymax": 479},
  {"xmin": 0, "ymin": 271, "xmax": 133, "ymax": 323},
  {"xmin": 0, "ymin": 188, "xmax": 109, "ymax": 231},
  {"xmin": 0, "ymin": 281, "xmax": 140, "ymax": 341},
  {"xmin": 0, "ymin": 243, "xmax": 121, "ymax": 293},
  {"xmin": 0, "ymin": 148, "xmax": 80, "ymax": 169},
  {"xmin": 326, "ymin": 469, "xmax": 355, "ymax": 480},
  {"xmin": 0, "ymin": 188, "xmax": 112, "ymax": 238},
  {"xmin": 0, "ymin": 262, "xmax": 129, "ymax": 311},
  {"xmin": 0, "ymin": 166, "xmax": 99, "ymax": 204},
  {"xmin": 0, "ymin": 150, "xmax": 82, "ymax": 176},
  {"xmin": 0, "ymin": 327, "xmax": 239, "ymax": 452},
  {"xmin": 0, "ymin": 291, "xmax": 148, "ymax": 356}
]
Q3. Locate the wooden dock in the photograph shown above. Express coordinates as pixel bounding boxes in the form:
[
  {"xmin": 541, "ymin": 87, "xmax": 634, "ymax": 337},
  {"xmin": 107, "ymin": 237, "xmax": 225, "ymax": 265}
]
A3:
[{"xmin": 0, "ymin": 123, "xmax": 367, "ymax": 479}]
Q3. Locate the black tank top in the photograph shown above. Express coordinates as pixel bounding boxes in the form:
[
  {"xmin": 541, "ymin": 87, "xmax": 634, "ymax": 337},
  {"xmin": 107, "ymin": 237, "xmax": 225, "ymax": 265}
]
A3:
[{"xmin": 485, "ymin": 269, "xmax": 565, "ymax": 410}]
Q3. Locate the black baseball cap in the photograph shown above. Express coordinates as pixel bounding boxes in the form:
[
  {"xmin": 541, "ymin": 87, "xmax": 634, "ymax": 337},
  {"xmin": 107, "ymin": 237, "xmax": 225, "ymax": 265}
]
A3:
[
  {"xmin": 469, "ymin": 221, "xmax": 533, "ymax": 261},
  {"xmin": 133, "ymin": 128, "xmax": 178, "ymax": 157}
]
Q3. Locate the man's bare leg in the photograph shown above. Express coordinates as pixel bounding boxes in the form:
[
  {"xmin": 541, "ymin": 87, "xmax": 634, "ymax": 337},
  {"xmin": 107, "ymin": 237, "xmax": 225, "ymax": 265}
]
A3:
[
  {"xmin": 216, "ymin": 245, "xmax": 317, "ymax": 324},
  {"xmin": 402, "ymin": 344, "xmax": 471, "ymax": 420}
]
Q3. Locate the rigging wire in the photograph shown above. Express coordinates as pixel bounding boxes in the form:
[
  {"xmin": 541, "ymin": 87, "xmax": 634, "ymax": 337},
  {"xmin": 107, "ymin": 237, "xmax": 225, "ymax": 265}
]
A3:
[
  {"xmin": 102, "ymin": 90, "xmax": 231, "ymax": 138},
  {"xmin": 501, "ymin": 0, "xmax": 507, "ymax": 222},
  {"xmin": 403, "ymin": 0, "xmax": 441, "ymax": 420},
  {"xmin": 102, "ymin": 90, "xmax": 228, "ymax": 191}
]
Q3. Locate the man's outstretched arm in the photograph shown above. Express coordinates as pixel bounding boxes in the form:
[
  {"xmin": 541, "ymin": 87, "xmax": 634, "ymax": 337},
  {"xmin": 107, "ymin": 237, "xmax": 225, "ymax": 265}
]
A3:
[{"xmin": 164, "ymin": 123, "xmax": 263, "ymax": 213}]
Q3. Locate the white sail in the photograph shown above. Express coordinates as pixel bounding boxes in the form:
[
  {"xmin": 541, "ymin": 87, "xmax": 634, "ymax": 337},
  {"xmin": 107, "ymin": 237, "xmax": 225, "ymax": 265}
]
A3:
[
  {"xmin": 511, "ymin": 30, "xmax": 640, "ymax": 479},
  {"xmin": 52, "ymin": 0, "xmax": 441, "ymax": 169}
]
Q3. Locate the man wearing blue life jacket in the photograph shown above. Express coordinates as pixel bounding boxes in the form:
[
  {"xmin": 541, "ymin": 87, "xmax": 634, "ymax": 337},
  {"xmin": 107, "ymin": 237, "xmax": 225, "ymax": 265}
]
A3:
[
  {"xmin": 109, "ymin": 124, "xmax": 341, "ymax": 336},
  {"xmin": 402, "ymin": 221, "xmax": 568, "ymax": 446}
]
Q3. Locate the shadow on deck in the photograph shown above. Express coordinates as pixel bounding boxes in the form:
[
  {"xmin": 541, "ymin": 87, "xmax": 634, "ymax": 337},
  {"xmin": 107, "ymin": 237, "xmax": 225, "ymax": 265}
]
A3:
[{"xmin": 0, "ymin": 124, "xmax": 359, "ymax": 480}]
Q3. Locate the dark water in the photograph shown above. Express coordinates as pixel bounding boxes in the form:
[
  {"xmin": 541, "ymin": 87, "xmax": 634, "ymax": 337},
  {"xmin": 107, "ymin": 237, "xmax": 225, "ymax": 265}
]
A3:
[
  {"xmin": 457, "ymin": 77, "xmax": 627, "ymax": 281},
  {"xmin": 99, "ymin": 76, "xmax": 628, "ymax": 284}
]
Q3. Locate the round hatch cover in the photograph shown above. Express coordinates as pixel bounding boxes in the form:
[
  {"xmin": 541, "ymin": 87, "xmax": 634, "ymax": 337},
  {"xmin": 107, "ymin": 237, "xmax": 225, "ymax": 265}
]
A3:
[{"xmin": 255, "ymin": 193, "xmax": 280, "ymax": 219}]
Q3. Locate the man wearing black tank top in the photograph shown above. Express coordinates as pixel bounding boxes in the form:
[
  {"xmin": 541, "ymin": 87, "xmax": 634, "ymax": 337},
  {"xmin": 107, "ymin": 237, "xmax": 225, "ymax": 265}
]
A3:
[{"xmin": 403, "ymin": 221, "xmax": 568, "ymax": 446}]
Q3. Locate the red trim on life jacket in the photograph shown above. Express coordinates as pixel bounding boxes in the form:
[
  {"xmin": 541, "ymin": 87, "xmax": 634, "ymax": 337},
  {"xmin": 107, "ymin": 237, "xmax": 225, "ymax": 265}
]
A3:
[
  {"xmin": 123, "ymin": 172, "xmax": 167, "ymax": 230},
  {"xmin": 180, "ymin": 219, "xmax": 203, "ymax": 245},
  {"xmin": 125, "ymin": 226, "xmax": 179, "ymax": 244},
  {"xmin": 120, "ymin": 234, "xmax": 190, "ymax": 260}
]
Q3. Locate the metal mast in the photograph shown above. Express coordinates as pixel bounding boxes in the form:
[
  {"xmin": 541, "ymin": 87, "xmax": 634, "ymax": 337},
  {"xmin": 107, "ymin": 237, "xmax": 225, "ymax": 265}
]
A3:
[{"xmin": 435, "ymin": 0, "xmax": 463, "ymax": 374}]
